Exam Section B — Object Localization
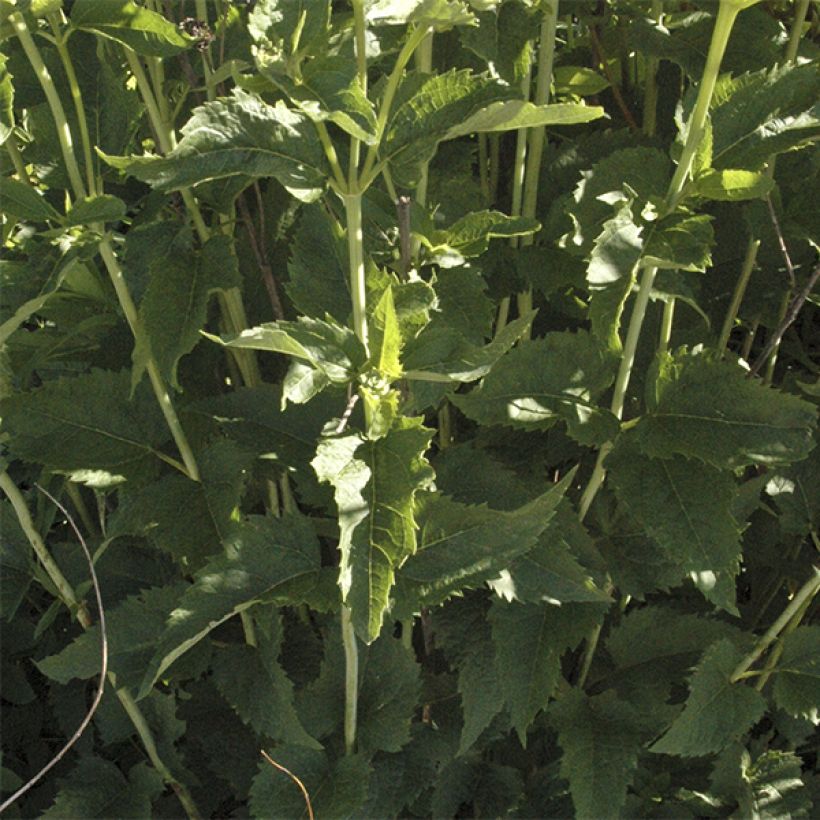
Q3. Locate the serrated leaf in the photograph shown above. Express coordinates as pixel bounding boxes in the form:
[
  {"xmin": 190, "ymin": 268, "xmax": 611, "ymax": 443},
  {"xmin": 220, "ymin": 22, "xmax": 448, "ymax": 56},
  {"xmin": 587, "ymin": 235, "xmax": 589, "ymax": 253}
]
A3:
[
  {"xmin": 772, "ymin": 625, "xmax": 820, "ymax": 722},
  {"xmin": 213, "ymin": 638, "xmax": 320, "ymax": 748},
  {"xmin": 367, "ymin": 0, "xmax": 476, "ymax": 30},
  {"xmin": 693, "ymin": 168, "xmax": 774, "ymax": 201},
  {"xmin": 431, "ymin": 758, "xmax": 523, "ymax": 818},
  {"xmin": 490, "ymin": 600, "xmax": 605, "ymax": 745},
  {"xmin": 103, "ymin": 90, "xmax": 328, "ymax": 202},
  {"xmin": 37, "ymin": 584, "xmax": 186, "ymax": 696},
  {"xmin": 62, "ymin": 194, "xmax": 126, "ymax": 227},
  {"xmin": 0, "ymin": 501, "xmax": 33, "ymax": 620},
  {"xmin": 766, "ymin": 445, "xmax": 820, "ymax": 536},
  {"xmin": 134, "ymin": 235, "xmax": 241, "ymax": 390},
  {"xmin": 651, "ymin": 639, "xmax": 767, "ymax": 757},
  {"xmin": 250, "ymin": 747, "xmax": 370, "ymax": 820},
  {"xmin": 554, "ymin": 66, "xmax": 610, "ymax": 97},
  {"xmin": 607, "ymin": 436, "xmax": 741, "ymax": 612},
  {"xmin": 0, "ymin": 53, "xmax": 14, "ymax": 144},
  {"xmin": 642, "ymin": 213, "xmax": 714, "ymax": 272},
  {"xmin": 42, "ymin": 758, "xmax": 163, "ymax": 819},
  {"xmin": 313, "ymin": 417, "xmax": 434, "ymax": 642},
  {"xmin": 709, "ymin": 63, "xmax": 820, "ymax": 171},
  {"xmin": 109, "ymin": 440, "xmax": 252, "ymax": 568},
  {"xmin": 370, "ymin": 285, "xmax": 402, "ymax": 380},
  {"xmin": 550, "ymin": 689, "xmax": 648, "ymax": 819},
  {"xmin": 397, "ymin": 473, "xmax": 573, "ymax": 609},
  {"xmin": 138, "ymin": 515, "xmax": 321, "ymax": 698},
  {"xmin": 587, "ymin": 203, "xmax": 643, "ymax": 353},
  {"xmin": 452, "ymin": 332, "xmax": 618, "ymax": 445},
  {"xmin": 0, "ymin": 369, "xmax": 170, "ymax": 482},
  {"xmin": 733, "ymin": 749, "xmax": 813, "ymax": 819},
  {"xmin": 404, "ymin": 311, "xmax": 534, "ymax": 383},
  {"xmin": 0, "ymin": 176, "xmax": 60, "ymax": 221},
  {"xmin": 637, "ymin": 351, "xmax": 817, "ymax": 469},
  {"xmin": 69, "ymin": 0, "xmax": 192, "ymax": 57}
]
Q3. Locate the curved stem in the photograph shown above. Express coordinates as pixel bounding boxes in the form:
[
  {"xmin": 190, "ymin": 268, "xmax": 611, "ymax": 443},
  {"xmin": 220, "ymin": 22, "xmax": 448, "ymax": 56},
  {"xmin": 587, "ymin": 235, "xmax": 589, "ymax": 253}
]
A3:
[{"xmin": 718, "ymin": 238, "xmax": 760, "ymax": 353}]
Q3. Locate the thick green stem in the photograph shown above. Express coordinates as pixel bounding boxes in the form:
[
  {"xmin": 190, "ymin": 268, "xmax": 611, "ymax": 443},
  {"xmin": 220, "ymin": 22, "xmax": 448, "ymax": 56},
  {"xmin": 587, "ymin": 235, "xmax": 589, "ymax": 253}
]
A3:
[
  {"xmin": 642, "ymin": 0, "xmax": 663, "ymax": 137},
  {"xmin": 0, "ymin": 473, "xmax": 200, "ymax": 819},
  {"xmin": 730, "ymin": 566, "xmax": 820, "ymax": 683},
  {"xmin": 718, "ymin": 238, "xmax": 760, "ymax": 353},
  {"xmin": 349, "ymin": 0, "xmax": 368, "ymax": 178},
  {"xmin": 413, "ymin": 31, "xmax": 433, "ymax": 209},
  {"xmin": 510, "ymin": 68, "xmax": 532, "ymax": 229},
  {"xmin": 65, "ymin": 481, "xmax": 98, "ymax": 537},
  {"xmin": 5, "ymin": 134, "xmax": 29, "ymax": 180},
  {"xmin": 10, "ymin": 12, "xmax": 86, "ymax": 200},
  {"xmin": 344, "ymin": 193, "xmax": 369, "ymax": 355},
  {"xmin": 763, "ymin": 289, "xmax": 790, "ymax": 386},
  {"xmin": 659, "ymin": 299, "xmax": 674, "ymax": 352},
  {"xmin": 578, "ymin": 0, "xmax": 741, "ymax": 519},
  {"xmin": 341, "ymin": 606, "xmax": 359, "ymax": 755}
]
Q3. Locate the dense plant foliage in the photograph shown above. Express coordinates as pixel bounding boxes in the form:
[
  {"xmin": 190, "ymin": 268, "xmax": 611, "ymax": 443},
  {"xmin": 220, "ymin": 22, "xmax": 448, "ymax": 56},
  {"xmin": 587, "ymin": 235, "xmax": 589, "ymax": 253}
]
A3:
[{"xmin": 1, "ymin": 0, "xmax": 818, "ymax": 817}]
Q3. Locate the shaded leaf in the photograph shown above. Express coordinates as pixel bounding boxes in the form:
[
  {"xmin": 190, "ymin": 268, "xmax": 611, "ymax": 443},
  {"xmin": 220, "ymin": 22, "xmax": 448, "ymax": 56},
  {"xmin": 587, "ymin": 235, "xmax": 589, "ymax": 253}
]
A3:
[
  {"xmin": 0, "ymin": 176, "xmax": 60, "ymax": 221},
  {"xmin": 62, "ymin": 194, "xmax": 126, "ymax": 227},
  {"xmin": 772, "ymin": 625, "xmax": 820, "ymax": 722},
  {"xmin": 643, "ymin": 213, "xmax": 714, "ymax": 272},
  {"xmin": 693, "ymin": 168, "xmax": 774, "ymax": 201}
]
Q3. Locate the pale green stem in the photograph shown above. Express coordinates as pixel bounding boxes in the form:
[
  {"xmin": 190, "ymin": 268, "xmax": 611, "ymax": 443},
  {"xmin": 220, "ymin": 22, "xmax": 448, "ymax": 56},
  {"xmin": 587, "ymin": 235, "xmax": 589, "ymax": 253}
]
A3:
[
  {"xmin": 659, "ymin": 299, "xmax": 674, "ymax": 351},
  {"xmin": 401, "ymin": 618, "xmax": 414, "ymax": 650},
  {"xmin": 315, "ymin": 120, "xmax": 349, "ymax": 191},
  {"xmin": 578, "ymin": 0, "xmax": 741, "ymax": 520},
  {"xmin": 413, "ymin": 31, "xmax": 433, "ymax": 210},
  {"xmin": 576, "ymin": 623, "xmax": 602, "ymax": 688},
  {"xmin": 5, "ymin": 134, "xmax": 29, "ymax": 180},
  {"xmin": 0, "ymin": 473, "xmax": 200, "ymax": 819},
  {"xmin": 718, "ymin": 238, "xmax": 760, "ymax": 353},
  {"xmin": 195, "ymin": 0, "xmax": 215, "ymax": 101},
  {"xmin": 730, "ymin": 566, "xmax": 820, "ymax": 683},
  {"xmin": 344, "ymin": 193, "xmax": 369, "ymax": 355},
  {"xmin": 510, "ymin": 67, "xmax": 532, "ymax": 231},
  {"xmin": 642, "ymin": 0, "xmax": 663, "ymax": 137},
  {"xmin": 65, "ymin": 480, "xmax": 98, "ymax": 536},
  {"xmin": 360, "ymin": 25, "xmax": 430, "ymax": 188},
  {"xmin": 764, "ymin": 290, "xmax": 790, "ymax": 386},
  {"xmin": 478, "ymin": 133, "xmax": 490, "ymax": 206},
  {"xmin": 49, "ymin": 13, "xmax": 96, "ymax": 195},
  {"xmin": 349, "ymin": 0, "xmax": 368, "ymax": 178},
  {"xmin": 341, "ymin": 606, "xmax": 359, "ymax": 755},
  {"xmin": 785, "ymin": 0, "xmax": 811, "ymax": 64},
  {"xmin": 496, "ymin": 296, "xmax": 510, "ymax": 335},
  {"xmin": 10, "ymin": 12, "xmax": 86, "ymax": 200},
  {"xmin": 754, "ymin": 591, "xmax": 813, "ymax": 692},
  {"xmin": 489, "ymin": 134, "xmax": 500, "ymax": 204}
]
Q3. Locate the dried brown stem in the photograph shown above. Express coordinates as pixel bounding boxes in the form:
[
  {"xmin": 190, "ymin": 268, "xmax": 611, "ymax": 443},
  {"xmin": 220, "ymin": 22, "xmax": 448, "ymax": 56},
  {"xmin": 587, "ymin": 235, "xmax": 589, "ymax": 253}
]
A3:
[
  {"xmin": 238, "ymin": 190, "xmax": 285, "ymax": 320},
  {"xmin": 588, "ymin": 25, "xmax": 639, "ymax": 132},
  {"xmin": 260, "ymin": 751, "xmax": 314, "ymax": 820}
]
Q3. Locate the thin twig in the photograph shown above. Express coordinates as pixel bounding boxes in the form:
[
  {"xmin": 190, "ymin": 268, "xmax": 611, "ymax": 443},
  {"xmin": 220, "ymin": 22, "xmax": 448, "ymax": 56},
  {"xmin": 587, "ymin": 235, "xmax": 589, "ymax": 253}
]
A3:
[
  {"xmin": 588, "ymin": 25, "xmax": 640, "ymax": 132},
  {"xmin": 237, "ymin": 191, "xmax": 285, "ymax": 320},
  {"xmin": 748, "ymin": 261, "xmax": 820, "ymax": 377},
  {"xmin": 766, "ymin": 194, "xmax": 796, "ymax": 288},
  {"xmin": 260, "ymin": 751, "xmax": 314, "ymax": 820},
  {"xmin": 335, "ymin": 388, "xmax": 360, "ymax": 434},
  {"xmin": 396, "ymin": 195, "xmax": 412, "ymax": 277},
  {"xmin": 0, "ymin": 486, "xmax": 108, "ymax": 814}
]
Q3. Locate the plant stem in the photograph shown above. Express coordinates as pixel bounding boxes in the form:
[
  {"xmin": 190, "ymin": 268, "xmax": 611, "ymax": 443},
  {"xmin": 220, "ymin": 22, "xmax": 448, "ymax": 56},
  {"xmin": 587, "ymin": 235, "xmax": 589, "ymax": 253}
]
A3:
[
  {"xmin": 344, "ymin": 192, "xmax": 369, "ymax": 355},
  {"xmin": 5, "ymin": 134, "xmax": 29, "ymax": 180},
  {"xmin": 730, "ymin": 566, "xmax": 820, "ymax": 683},
  {"xmin": 718, "ymin": 238, "xmax": 760, "ymax": 353},
  {"xmin": 349, "ymin": 0, "xmax": 368, "ymax": 178},
  {"xmin": 510, "ymin": 68, "xmax": 532, "ymax": 230},
  {"xmin": 10, "ymin": 12, "xmax": 86, "ymax": 200},
  {"xmin": 578, "ymin": 0, "xmax": 742, "ymax": 519},
  {"xmin": 478, "ymin": 133, "xmax": 490, "ymax": 205},
  {"xmin": 642, "ymin": 0, "xmax": 663, "ymax": 137},
  {"xmin": 413, "ymin": 31, "xmax": 433, "ymax": 209},
  {"xmin": 341, "ymin": 606, "xmax": 359, "ymax": 755},
  {"xmin": 65, "ymin": 480, "xmax": 98, "ymax": 536},
  {"xmin": 0, "ymin": 473, "xmax": 201, "ymax": 819}
]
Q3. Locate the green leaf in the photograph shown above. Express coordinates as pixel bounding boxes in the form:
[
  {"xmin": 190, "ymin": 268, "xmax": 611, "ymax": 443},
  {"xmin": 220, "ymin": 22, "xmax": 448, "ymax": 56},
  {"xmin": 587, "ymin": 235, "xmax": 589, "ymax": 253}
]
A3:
[
  {"xmin": 651, "ymin": 639, "xmax": 767, "ymax": 757},
  {"xmin": 404, "ymin": 312, "xmax": 534, "ymax": 384},
  {"xmin": 554, "ymin": 66, "xmax": 610, "ymax": 97},
  {"xmin": 138, "ymin": 515, "xmax": 321, "ymax": 698},
  {"xmin": 587, "ymin": 203, "xmax": 643, "ymax": 353},
  {"xmin": 637, "ymin": 351, "xmax": 818, "ymax": 469},
  {"xmin": 0, "ymin": 369, "xmax": 170, "ymax": 483},
  {"xmin": 693, "ymin": 169, "xmax": 774, "ymax": 201},
  {"xmin": 432, "ymin": 759, "xmax": 523, "ymax": 818},
  {"xmin": 0, "ymin": 53, "xmax": 14, "ymax": 144},
  {"xmin": 313, "ymin": 416, "xmax": 434, "ymax": 642},
  {"xmin": 69, "ymin": 0, "xmax": 192, "ymax": 57},
  {"xmin": 709, "ymin": 63, "xmax": 820, "ymax": 171},
  {"xmin": 642, "ymin": 213, "xmax": 714, "ymax": 272},
  {"xmin": 43, "ymin": 758, "xmax": 163, "ymax": 819},
  {"xmin": 607, "ymin": 436, "xmax": 741, "ymax": 613},
  {"xmin": 772, "ymin": 626, "xmax": 820, "ymax": 722},
  {"xmin": 490, "ymin": 600, "xmax": 605, "ymax": 744},
  {"xmin": 370, "ymin": 285, "xmax": 402, "ymax": 380},
  {"xmin": 397, "ymin": 473, "xmax": 573, "ymax": 609},
  {"xmin": 213, "ymin": 637, "xmax": 320, "ymax": 748},
  {"xmin": 134, "ymin": 235, "xmax": 241, "ymax": 390},
  {"xmin": 0, "ymin": 501, "xmax": 33, "ymax": 621},
  {"xmin": 37, "ymin": 584, "xmax": 186, "ymax": 696},
  {"xmin": 367, "ymin": 0, "xmax": 476, "ymax": 30},
  {"xmin": 452, "ymin": 332, "xmax": 618, "ymax": 445},
  {"xmin": 550, "ymin": 689, "xmax": 648, "ymax": 819},
  {"xmin": 103, "ymin": 90, "xmax": 328, "ymax": 202},
  {"xmin": 109, "ymin": 440, "xmax": 252, "ymax": 569},
  {"xmin": 62, "ymin": 194, "xmax": 127, "ymax": 227},
  {"xmin": 766, "ymin": 444, "xmax": 820, "ymax": 536},
  {"xmin": 0, "ymin": 176, "xmax": 60, "ymax": 221},
  {"xmin": 250, "ymin": 747, "xmax": 370, "ymax": 820}
]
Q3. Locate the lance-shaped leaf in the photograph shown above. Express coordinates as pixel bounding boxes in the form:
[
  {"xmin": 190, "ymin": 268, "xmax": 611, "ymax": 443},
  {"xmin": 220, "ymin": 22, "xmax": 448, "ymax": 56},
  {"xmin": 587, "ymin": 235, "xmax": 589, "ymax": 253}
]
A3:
[
  {"xmin": 0, "ymin": 53, "xmax": 14, "ymax": 145},
  {"xmin": 0, "ymin": 176, "xmax": 60, "ymax": 221},
  {"xmin": 607, "ymin": 436, "xmax": 742, "ymax": 613},
  {"xmin": 69, "ymin": 0, "xmax": 192, "ymax": 57},
  {"xmin": 587, "ymin": 204, "xmax": 643, "ymax": 353},
  {"xmin": 397, "ymin": 472, "xmax": 573, "ymax": 609},
  {"xmin": 313, "ymin": 417, "xmax": 434, "ymax": 643},
  {"xmin": 209, "ymin": 316, "xmax": 367, "ymax": 406},
  {"xmin": 709, "ymin": 63, "xmax": 820, "ymax": 171},
  {"xmin": 404, "ymin": 312, "xmax": 534, "ymax": 384},
  {"xmin": 250, "ymin": 747, "xmax": 370, "ymax": 820},
  {"xmin": 550, "ymin": 689, "xmax": 648, "ymax": 819},
  {"xmin": 692, "ymin": 169, "xmax": 774, "ymax": 201},
  {"xmin": 134, "ymin": 235, "xmax": 241, "ymax": 391},
  {"xmin": 370, "ymin": 285, "xmax": 402, "ymax": 380},
  {"xmin": 138, "ymin": 514, "xmax": 322, "ymax": 698},
  {"xmin": 102, "ymin": 90, "xmax": 328, "ymax": 202},
  {"xmin": 37, "ymin": 584, "xmax": 187, "ymax": 697},
  {"xmin": 772, "ymin": 626, "xmax": 820, "ymax": 721},
  {"xmin": 452, "ymin": 332, "xmax": 618, "ymax": 445},
  {"xmin": 642, "ymin": 213, "xmax": 714, "ymax": 272},
  {"xmin": 490, "ymin": 600, "xmax": 607, "ymax": 744},
  {"xmin": 652, "ymin": 639, "xmax": 767, "ymax": 757},
  {"xmin": 0, "ymin": 369, "xmax": 170, "ymax": 483},
  {"xmin": 62, "ymin": 194, "xmax": 127, "ymax": 227},
  {"xmin": 637, "ymin": 351, "xmax": 817, "ymax": 469}
]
